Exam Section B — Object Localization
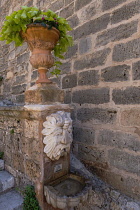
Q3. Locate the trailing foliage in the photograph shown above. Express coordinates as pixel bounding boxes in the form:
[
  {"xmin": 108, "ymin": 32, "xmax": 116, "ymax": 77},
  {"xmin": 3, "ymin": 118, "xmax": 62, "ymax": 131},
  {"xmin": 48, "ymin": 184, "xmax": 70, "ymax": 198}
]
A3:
[
  {"xmin": 23, "ymin": 185, "xmax": 40, "ymax": 210},
  {"xmin": 0, "ymin": 152, "xmax": 4, "ymax": 159},
  {"xmin": 0, "ymin": 6, "xmax": 73, "ymax": 75}
]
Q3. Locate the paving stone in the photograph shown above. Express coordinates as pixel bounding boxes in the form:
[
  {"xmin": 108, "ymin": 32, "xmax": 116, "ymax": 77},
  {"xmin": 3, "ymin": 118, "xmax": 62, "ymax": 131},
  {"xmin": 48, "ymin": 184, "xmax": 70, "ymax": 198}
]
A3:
[{"xmin": 0, "ymin": 171, "xmax": 14, "ymax": 193}]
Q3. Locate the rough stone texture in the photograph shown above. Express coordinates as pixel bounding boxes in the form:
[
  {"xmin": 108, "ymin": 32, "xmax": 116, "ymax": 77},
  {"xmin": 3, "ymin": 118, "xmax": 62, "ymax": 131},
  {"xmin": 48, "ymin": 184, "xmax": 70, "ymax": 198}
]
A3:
[
  {"xmin": 60, "ymin": 3, "xmax": 74, "ymax": 19},
  {"xmin": 62, "ymin": 74, "xmax": 77, "ymax": 89},
  {"xmin": 132, "ymin": 60, "xmax": 140, "ymax": 80},
  {"xmin": 75, "ymin": 0, "xmax": 92, "ymax": 11},
  {"xmin": 101, "ymin": 65, "xmax": 130, "ymax": 82},
  {"xmin": 79, "ymin": 37, "xmax": 92, "ymax": 55},
  {"xmin": 0, "ymin": 171, "xmax": 14, "ymax": 193},
  {"xmin": 96, "ymin": 21, "xmax": 138, "ymax": 46},
  {"xmin": 78, "ymin": 70, "xmax": 99, "ymax": 86},
  {"xmin": 74, "ymin": 14, "xmax": 110, "ymax": 40},
  {"xmin": 112, "ymin": 87, "xmax": 140, "ymax": 104},
  {"xmin": 77, "ymin": 108, "xmax": 117, "ymax": 124},
  {"xmin": 102, "ymin": 0, "xmax": 128, "ymax": 11},
  {"xmin": 0, "ymin": 189, "xmax": 23, "ymax": 210},
  {"xmin": 72, "ymin": 88, "xmax": 110, "ymax": 104},
  {"xmin": 113, "ymin": 38, "xmax": 140, "ymax": 62},
  {"xmin": 111, "ymin": 0, "xmax": 140, "ymax": 24},
  {"xmin": 73, "ymin": 127, "xmax": 95, "ymax": 145},
  {"xmin": 0, "ymin": 160, "xmax": 4, "ymax": 170},
  {"xmin": 98, "ymin": 129, "xmax": 140, "ymax": 152},
  {"xmin": 108, "ymin": 149, "xmax": 140, "ymax": 175},
  {"xmin": 74, "ymin": 48, "xmax": 111, "ymax": 70},
  {"xmin": 121, "ymin": 108, "xmax": 140, "ymax": 126}
]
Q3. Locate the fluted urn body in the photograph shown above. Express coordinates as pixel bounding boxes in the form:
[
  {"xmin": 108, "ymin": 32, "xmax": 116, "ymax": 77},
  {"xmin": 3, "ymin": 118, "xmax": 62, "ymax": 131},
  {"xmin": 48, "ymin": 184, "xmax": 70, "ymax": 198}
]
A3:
[{"xmin": 22, "ymin": 24, "xmax": 60, "ymax": 84}]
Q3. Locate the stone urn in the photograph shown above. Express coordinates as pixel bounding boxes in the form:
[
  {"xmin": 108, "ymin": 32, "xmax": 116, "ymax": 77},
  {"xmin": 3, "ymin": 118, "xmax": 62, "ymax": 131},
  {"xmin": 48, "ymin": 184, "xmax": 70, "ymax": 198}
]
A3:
[{"xmin": 21, "ymin": 23, "xmax": 60, "ymax": 84}]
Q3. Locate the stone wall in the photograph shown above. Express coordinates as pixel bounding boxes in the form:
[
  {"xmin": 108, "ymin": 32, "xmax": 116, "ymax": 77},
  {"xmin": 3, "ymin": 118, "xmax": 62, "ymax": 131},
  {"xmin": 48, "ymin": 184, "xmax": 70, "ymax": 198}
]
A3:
[{"xmin": 0, "ymin": 0, "xmax": 140, "ymax": 201}]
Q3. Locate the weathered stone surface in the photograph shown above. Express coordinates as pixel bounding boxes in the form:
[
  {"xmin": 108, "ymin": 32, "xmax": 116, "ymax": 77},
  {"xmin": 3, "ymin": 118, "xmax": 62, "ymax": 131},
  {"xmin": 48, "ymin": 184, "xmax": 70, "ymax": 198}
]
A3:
[
  {"xmin": 14, "ymin": 75, "xmax": 26, "ymax": 85},
  {"xmin": 78, "ymin": 70, "xmax": 99, "ymax": 86},
  {"xmin": 79, "ymin": 37, "xmax": 92, "ymax": 55},
  {"xmin": 77, "ymin": 108, "xmax": 117, "ymax": 123},
  {"xmin": 65, "ymin": 0, "xmax": 73, "ymax": 6},
  {"xmin": 112, "ymin": 87, "xmax": 140, "ymax": 104},
  {"xmin": 60, "ymin": 3, "xmax": 74, "ymax": 18},
  {"xmin": 96, "ymin": 21, "xmax": 138, "ymax": 46},
  {"xmin": 62, "ymin": 74, "xmax": 77, "ymax": 89},
  {"xmin": 0, "ymin": 171, "xmax": 14, "ymax": 193},
  {"xmin": 121, "ymin": 108, "xmax": 140, "ymax": 126},
  {"xmin": 73, "ymin": 127, "xmax": 95, "ymax": 145},
  {"xmin": 72, "ymin": 88, "xmax": 110, "ymax": 104},
  {"xmin": 49, "ymin": 0, "xmax": 64, "ymax": 11},
  {"xmin": 64, "ymin": 90, "xmax": 71, "ymax": 104},
  {"xmin": 74, "ymin": 48, "xmax": 111, "ymax": 70},
  {"xmin": 31, "ymin": 70, "xmax": 38, "ymax": 81},
  {"xmin": 64, "ymin": 44, "xmax": 78, "ymax": 59},
  {"xmin": 98, "ymin": 129, "xmax": 140, "ymax": 152},
  {"xmin": 103, "ymin": 0, "xmax": 127, "ymax": 11},
  {"xmin": 101, "ymin": 65, "xmax": 130, "ymax": 82},
  {"xmin": 61, "ymin": 61, "xmax": 71, "ymax": 74},
  {"xmin": 132, "ymin": 60, "xmax": 140, "ymax": 80},
  {"xmin": 75, "ymin": 0, "xmax": 92, "ymax": 11},
  {"xmin": 113, "ymin": 38, "xmax": 140, "ymax": 62},
  {"xmin": 0, "ymin": 159, "xmax": 4, "ymax": 170},
  {"xmin": 111, "ymin": 1, "xmax": 140, "ymax": 24},
  {"xmin": 16, "ymin": 94, "xmax": 25, "ymax": 104},
  {"xmin": 12, "ymin": 84, "xmax": 26, "ymax": 95},
  {"xmin": 68, "ymin": 15, "xmax": 79, "ymax": 28},
  {"xmin": 17, "ymin": 53, "xmax": 29, "ymax": 65},
  {"xmin": 74, "ymin": 14, "xmax": 110, "ymax": 40},
  {"xmin": 108, "ymin": 149, "xmax": 140, "ymax": 175}
]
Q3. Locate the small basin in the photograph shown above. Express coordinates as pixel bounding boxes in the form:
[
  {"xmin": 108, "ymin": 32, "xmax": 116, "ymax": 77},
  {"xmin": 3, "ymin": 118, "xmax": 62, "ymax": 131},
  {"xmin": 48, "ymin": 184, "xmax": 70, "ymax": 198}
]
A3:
[{"xmin": 44, "ymin": 174, "xmax": 91, "ymax": 209}]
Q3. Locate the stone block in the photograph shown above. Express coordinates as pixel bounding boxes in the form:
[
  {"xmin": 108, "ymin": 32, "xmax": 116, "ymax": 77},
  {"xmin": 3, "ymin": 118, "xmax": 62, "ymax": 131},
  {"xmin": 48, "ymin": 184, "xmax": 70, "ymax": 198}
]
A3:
[
  {"xmin": 111, "ymin": 1, "xmax": 140, "ymax": 24},
  {"xmin": 25, "ymin": 159, "xmax": 40, "ymax": 180},
  {"xmin": 79, "ymin": 37, "xmax": 92, "ymax": 55},
  {"xmin": 74, "ymin": 14, "xmax": 110, "ymax": 40},
  {"xmin": 61, "ymin": 61, "xmax": 71, "ymax": 74},
  {"xmin": 101, "ymin": 65, "xmax": 130, "ymax": 82},
  {"xmin": 0, "ymin": 171, "xmax": 14, "ymax": 193},
  {"xmin": 77, "ymin": 108, "xmax": 117, "ymax": 123},
  {"xmin": 49, "ymin": 0, "xmax": 64, "ymax": 11},
  {"xmin": 12, "ymin": 84, "xmax": 26, "ymax": 95},
  {"xmin": 73, "ymin": 127, "xmax": 95, "ymax": 145},
  {"xmin": 65, "ymin": 0, "xmax": 73, "ymax": 6},
  {"xmin": 62, "ymin": 74, "xmax": 77, "ymax": 89},
  {"xmin": 16, "ymin": 94, "xmax": 25, "ymax": 104},
  {"xmin": 60, "ymin": 3, "xmax": 74, "ymax": 19},
  {"xmin": 98, "ymin": 129, "xmax": 140, "ymax": 152},
  {"xmin": 78, "ymin": 70, "xmax": 99, "ymax": 86},
  {"xmin": 72, "ymin": 88, "xmax": 110, "ymax": 104},
  {"xmin": 103, "ymin": 0, "xmax": 127, "ymax": 11},
  {"xmin": 24, "ymin": 120, "xmax": 40, "ymax": 139},
  {"xmin": 113, "ymin": 38, "xmax": 140, "ymax": 62},
  {"xmin": 68, "ymin": 14, "xmax": 79, "ymax": 28},
  {"xmin": 31, "ymin": 70, "xmax": 38, "ymax": 81},
  {"xmin": 17, "ymin": 52, "xmax": 29, "ymax": 65},
  {"xmin": 75, "ymin": 0, "xmax": 92, "ymax": 11},
  {"xmin": 74, "ymin": 48, "xmax": 111, "ymax": 70},
  {"xmin": 121, "ymin": 108, "xmax": 140, "ymax": 126},
  {"xmin": 77, "ymin": 144, "xmax": 107, "ymax": 169},
  {"xmin": 96, "ymin": 21, "xmax": 138, "ymax": 46},
  {"xmin": 14, "ymin": 75, "xmax": 26, "ymax": 85},
  {"xmin": 64, "ymin": 91, "xmax": 71, "ymax": 104},
  {"xmin": 112, "ymin": 87, "xmax": 140, "ymax": 104},
  {"xmin": 64, "ymin": 44, "xmax": 78, "ymax": 59},
  {"xmin": 132, "ymin": 60, "xmax": 140, "ymax": 80},
  {"xmin": 108, "ymin": 149, "xmax": 140, "ymax": 175}
]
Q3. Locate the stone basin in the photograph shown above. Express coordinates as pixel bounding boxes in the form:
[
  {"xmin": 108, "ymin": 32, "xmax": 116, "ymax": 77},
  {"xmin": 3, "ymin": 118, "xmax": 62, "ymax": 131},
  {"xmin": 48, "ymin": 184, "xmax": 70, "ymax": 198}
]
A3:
[{"xmin": 44, "ymin": 174, "xmax": 91, "ymax": 209}]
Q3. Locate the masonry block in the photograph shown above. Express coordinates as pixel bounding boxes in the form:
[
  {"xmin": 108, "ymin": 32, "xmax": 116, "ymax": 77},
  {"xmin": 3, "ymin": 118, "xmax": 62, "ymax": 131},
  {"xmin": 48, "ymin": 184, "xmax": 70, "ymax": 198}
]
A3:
[
  {"xmin": 103, "ymin": 0, "xmax": 127, "ymax": 11},
  {"xmin": 75, "ymin": 0, "xmax": 92, "ymax": 11},
  {"xmin": 132, "ymin": 60, "xmax": 140, "ymax": 80},
  {"xmin": 65, "ymin": 0, "xmax": 73, "ymax": 6},
  {"xmin": 62, "ymin": 74, "xmax": 77, "ymax": 89},
  {"xmin": 121, "ymin": 108, "xmax": 140, "ymax": 126},
  {"xmin": 73, "ymin": 127, "xmax": 95, "ymax": 145},
  {"xmin": 72, "ymin": 88, "xmax": 110, "ymax": 104},
  {"xmin": 113, "ymin": 38, "xmax": 140, "ymax": 62},
  {"xmin": 98, "ymin": 129, "xmax": 140, "ymax": 152},
  {"xmin": 74, "ymin": 14, "xmax": 110, "ymax": 40},
  {"xmin": 108, "ymin": 149, "xmax": 140, "ymax": 175},
  {"xmin": 111, "ymin": 1, "xmax": 140, "ymax": 24},
  {"xmin": 12, "ymin": 84, "xmax": 26, "ymax": 94},
  {"xmin": 112, "ymin": 87, "xmax": 140, "ymax": 104},
  {"xmin": 60, "ymin": 3, "xmax": 74, "ymax": 19},
  {"xmin": 61, "ymin": 62, "xmax": 71, "ymax": 74},
  {"xmin": 78, "ymin": 70, "xmax": 99, "ymax": 86},
  {"xmin": 77, "ymin": 108, "xmax": 117, "ymax": 123},
  {"xmin": 74, "ymin": 48, "xmax": 111, "ymax": 70},
  {"xmin": 17, "ymin": 52, "xmax": 29, "ymax": 65},
  {"xmin": 49, "ymin": 0, "xmax": 64, "ymax": 12},
  {"xmin": 101, "ymin": 65, "xmax": 130, "ymax": 82},
  {"xmin": 68, "ymin": 15, "xmax": 79, "ymax": 28},
  {"xmin": 79, "ymin": 37, "xmax": 92, "ymax": 55},
  {"xmin": 96, "ymin": 21, "xmax": 138, "ymax": 46},
  {"xmin": 65, "ymin": 44, "xmax": 78, "ymax": 59}
]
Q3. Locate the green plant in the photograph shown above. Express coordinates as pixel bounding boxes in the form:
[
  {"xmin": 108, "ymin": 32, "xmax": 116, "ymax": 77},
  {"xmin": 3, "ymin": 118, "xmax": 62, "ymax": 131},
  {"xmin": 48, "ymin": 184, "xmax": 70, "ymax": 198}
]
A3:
[
  {"xmin": 10, "ymin": 129, "xmax": 14, "ymax": 134},
  {"xmin": 0, "ymin": 152, "xmax": 4, "ymax": 159},
  {"xmin": 0, "ymin": 76, "xmax": 3, "ymax": 81},
  {"xmin": 23, "ymin": 185, "xmax": 40, "ymax": 210},
  {"xmin": 0, "ymin": 6, "xmax": 73, "ymax": 75}
]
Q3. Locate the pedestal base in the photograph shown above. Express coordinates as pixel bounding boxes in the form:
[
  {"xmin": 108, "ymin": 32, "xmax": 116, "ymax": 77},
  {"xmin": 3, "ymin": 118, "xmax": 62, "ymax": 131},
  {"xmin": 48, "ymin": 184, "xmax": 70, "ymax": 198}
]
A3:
[{"xmin": 25, "ymin": 83, "xmax": 64, "ymax": 104}]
